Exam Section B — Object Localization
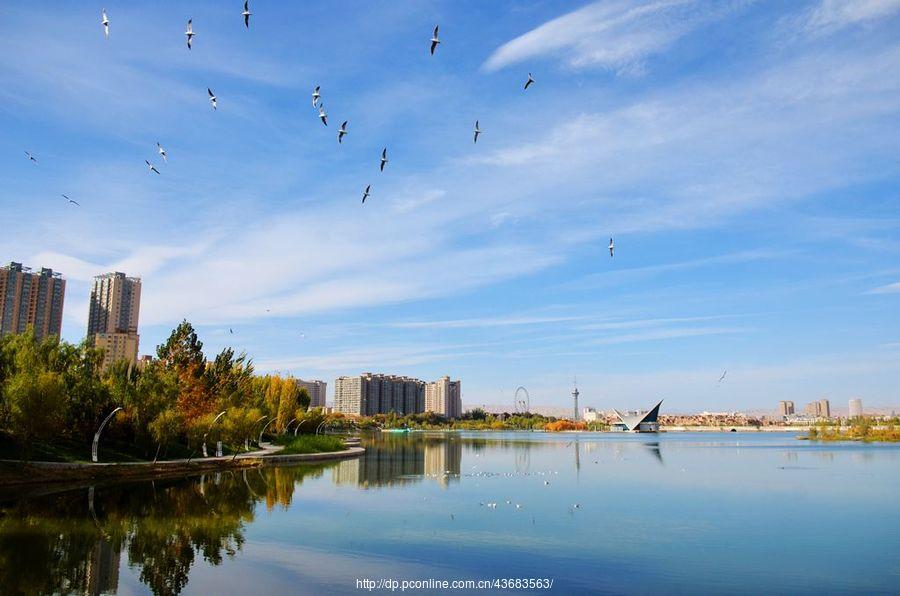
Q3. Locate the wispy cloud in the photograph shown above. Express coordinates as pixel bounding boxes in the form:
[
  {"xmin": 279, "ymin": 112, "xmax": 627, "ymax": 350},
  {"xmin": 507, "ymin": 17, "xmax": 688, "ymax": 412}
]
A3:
[
  {"xmin": 483, "ymin": 0, "xmax": 751, "ymax": 74},
  {"xmin": 799, "ymin": 0, "xmax": 900, "ymax": 35},
  {"xmin": 869, "ymin": 281, "xmax": 900, "ymax": 294},
  {"xmin": 387, "ymin": 314, "xmax": 592, "ymax": 330}
]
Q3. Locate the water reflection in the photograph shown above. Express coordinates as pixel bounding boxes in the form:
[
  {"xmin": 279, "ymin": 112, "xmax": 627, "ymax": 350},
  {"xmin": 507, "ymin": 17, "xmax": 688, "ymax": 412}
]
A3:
[
  {"xmin": 333, "ymin": 435, "xmax": 462, "ymax": 488},
  {"xmin": 0, "ymin": 464, "xmax": 328, "ymax": 596}
]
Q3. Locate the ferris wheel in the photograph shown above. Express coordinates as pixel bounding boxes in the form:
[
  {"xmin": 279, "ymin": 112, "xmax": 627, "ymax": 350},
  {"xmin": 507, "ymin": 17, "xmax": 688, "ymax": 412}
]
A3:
[{"xmin": 514, "ymin": 386, "xmax": 530, "ymax": 413}]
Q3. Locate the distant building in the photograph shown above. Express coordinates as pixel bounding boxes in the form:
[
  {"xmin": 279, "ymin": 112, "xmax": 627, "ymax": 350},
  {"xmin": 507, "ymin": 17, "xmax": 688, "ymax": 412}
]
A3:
[
  {"xmin": 0, "ymin": 262, "xmax": 66, "ymax": 340},
  {"xmin": 425, "ymin": 376, "xmax": 462, "ymax": 418},
  {"xmin": 87, "ymin": 272, "xmax": 141, "ymax": 367},
  {"xmin": 612, "ymin": 400, "xmax": 663, "ymax": 432},
  {"xmin": 778, "ymin": 400, "xmax": 795, "ymax": 417},
  {"xmin": 334, "ymin": 373, "xmax": 425, "ymax": 416},
  {"xmin": 849, "ymin": 398, "xmax": 863, "ymax": 418},
  {"xmin": 583, "ymin": 407, "xmax": 599, "ymax": 422},
  {"xmin": 296, "ymin": 378, "xmax": 327, "ymax": 409},
  {"xmin": 804, "ymin": 399, "xmax": 831, "ymax": 419}
]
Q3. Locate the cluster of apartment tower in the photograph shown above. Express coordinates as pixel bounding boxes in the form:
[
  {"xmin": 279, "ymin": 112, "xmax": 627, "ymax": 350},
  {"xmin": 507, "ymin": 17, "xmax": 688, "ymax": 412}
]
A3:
[
  {"xmin": 1, "ymin": 262, "xmax": 141, "ymax": 368},
  {"xmin": 334, "ymin": 373, "xmax": 462, "ymax": 418},
  {"xmin": 778, "ymin": 398, "xmax": 865, "ymax": 419}
]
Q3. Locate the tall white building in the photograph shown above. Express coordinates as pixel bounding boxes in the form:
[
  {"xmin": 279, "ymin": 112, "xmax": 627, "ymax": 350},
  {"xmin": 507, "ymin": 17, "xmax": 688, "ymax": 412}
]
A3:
[
  {"xmin": 849, "ymin": 398, "xmax": 863, "ymax": 418},
  {"xmin": 425, "ymin": 376, "xmax": 462, "ymax": 419},
  {"xmin": 334, "ymin": 373, "xmax": 425, "ymax": 416},
  {"xmin": 296, "ymin": 379, "xmax": 327, "ymax": 409}
]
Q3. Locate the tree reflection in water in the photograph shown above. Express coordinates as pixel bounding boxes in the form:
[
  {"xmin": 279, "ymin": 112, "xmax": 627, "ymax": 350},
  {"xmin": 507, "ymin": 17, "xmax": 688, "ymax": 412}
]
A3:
[{"xmin": 0, "ymin": 463, "xmax": 327, "ymax": 596}]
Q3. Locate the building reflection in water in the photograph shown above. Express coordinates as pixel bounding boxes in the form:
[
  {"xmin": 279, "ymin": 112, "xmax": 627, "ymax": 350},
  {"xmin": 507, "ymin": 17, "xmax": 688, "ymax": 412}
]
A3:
[
  {"xmin": 333, "ymin": 435, "xmax": 462, "ymax": 489},
  {"xmin": 85, "ymin": 537, "xmax": 120, "ymax": 596}
]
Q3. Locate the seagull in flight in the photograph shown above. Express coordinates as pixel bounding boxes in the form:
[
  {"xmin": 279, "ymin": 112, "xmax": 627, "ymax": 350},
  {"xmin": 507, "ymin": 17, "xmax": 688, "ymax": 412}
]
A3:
[
  {"xmin": 718, "ymin": 369, "xmax": 727, "ymax": 383},
  {"xmin": 473, "ymin": 120, "xmax": 482, "ymax": 144},
  {"xmin": 62, "ymin": 194, "xmax": 80, "ymax": 207},
  {"xmin": 229, "ymin": 328, "xmax": 233, "ymax": 334},
  {"xmin": 208, "ymin": 88, "xmax": 217, "ymax": 110},
  {"xmin": 318, "ymin": 104, "xmax": 327, "ymax": 126},
  {"xmin": 524, "ymin": 73, "xmax": 535, "ymax": 90},
  {"xmin": 24, "ymin": 151, "xmax": 37, "ymax": 163},
  {"xmin": 145, "ymin": 160, "xmax": 161, "ymax": 175},
  {"xmin": 185, "ymin": 19, "xmax": 195, "ymax": 50},
  {"xmin": 242, "ymin": 1, "xmax": 252, "ymax": 29},
  {"xmin": 380, "ymin": 148, "xmax": 388, "ymax": 171},
  {"xmin": 338, "ymin": 121, "xmax": 348, "ymax": 143},
  {"xmin": 312, "ymin": 85, "xmax": 320, "ymax": 107},
  {"xmin": 608, "ymin": 237, "xmax": 615, "ymax": 258},
  {"xmin": 430, "ymin": 25, "xmax": 440, "ymax": 55},
  {"xmin": 362, "ymin": 184, "xmax": 371, "ymax": 204},
  {"xmin": 157, "ymin": 142, "xmax": 167, "ymax": 163},
  {"xmin": 101, "ymin": 9, "xmax": 109, "ymax": 38}
]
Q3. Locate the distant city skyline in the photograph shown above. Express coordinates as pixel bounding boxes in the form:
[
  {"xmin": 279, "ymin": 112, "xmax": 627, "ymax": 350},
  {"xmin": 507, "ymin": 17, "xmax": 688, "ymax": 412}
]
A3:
[{"xmin": 2, "ymin": 2, "xmax": 899, "ymax": 411}]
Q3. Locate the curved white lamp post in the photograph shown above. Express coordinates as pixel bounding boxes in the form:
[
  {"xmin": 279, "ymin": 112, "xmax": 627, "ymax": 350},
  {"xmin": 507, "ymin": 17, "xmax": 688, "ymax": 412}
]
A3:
[
  {"xmin": 202, "ymin": 410, "xmax": 227, "ymax": 457},
  {"xmin": 92, "ymin": 407, "xmax": 123, "ymax": 463},
  {"xmin": 258, "ymin": 418, "xmax": 276, "ymax": 445}
]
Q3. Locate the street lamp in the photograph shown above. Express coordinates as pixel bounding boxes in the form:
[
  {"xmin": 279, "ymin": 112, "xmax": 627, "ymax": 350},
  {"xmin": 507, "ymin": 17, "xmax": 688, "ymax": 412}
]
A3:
[
  {"xmin": 258, "ymin": 418, "xmax": 276, "ymax": 445},
  {"xmin": 316, "ymin": 419, "xmax": 329, "ymax": 436},
  {"xmin": 202, "ymin": 411, "xmax": 227, "ymax": 458},
  {"xmin": 92, "ymin": 407, "xmax": 123, "ymax": 463},
  {"xmin": 285, "ymin": 417, "xmax": 298, "ymax": 434}
]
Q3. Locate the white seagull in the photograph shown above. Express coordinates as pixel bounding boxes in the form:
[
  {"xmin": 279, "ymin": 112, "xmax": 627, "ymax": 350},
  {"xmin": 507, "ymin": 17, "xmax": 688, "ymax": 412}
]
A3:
[
  {"xmin": 338, "ymin": 121, "xmax": 348, "ymax": 143},
  {"xmin": 242, "ymin": 1, "xmax": 252, "ymax": 29},
  {"xmin": 312, "ymin": 85, "xmax": 320, "ymax": 107},
  {"xmin": 318, "ymin": 104, "xmax": 327, "ymax": 126},
  {"xmin": 473, "ymin": 120, "xmax": 482, "ymax": 144},
  {"xmin": 380, "ymin": 147, "xmax": 388, "ymax": 171},
  {"xmin": 145, "ymin": 160, "xmax": 160, "ymax": 175},
  {"xmin": 157, "ymin": 142, "xmax": 167, "ymax": 163},
  {"xmin": 185, "ymin": 19, "xmax": 195, "ymax": 50},
  {"xmin": 608, "ymin": 237, "xmax": 615, "ymax": 258},
  {"xmin": 101, "ymin": 9, "xmax": 109, "ymax": 38},
  {"xmin": 62, "ymin": 194, "xmax": 80, "ymax": 207},
  {"xmin": 718, "ymin": 369, "xmax": 727, "ymax": 383},
  {"xmin": 430, "ymin": 25, "xmax": 440, "ymax": 55},
  {"xmin": 208, "ymin": 88, "xmax": 217, "ymax": 110},
  {"xmin": 524, "ymin": 73, "xmax": 535, "ymax": 90},
  {"xmin": 362, "ymin": 184, "xmax": 371, "ymax": 204},
  {"xmin": 24, "ymin": 151, "xmax": 37, "ymax": 163}
]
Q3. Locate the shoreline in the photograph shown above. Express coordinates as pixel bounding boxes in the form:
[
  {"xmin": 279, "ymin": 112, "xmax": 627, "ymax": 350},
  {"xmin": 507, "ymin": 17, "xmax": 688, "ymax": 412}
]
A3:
[{"xmin": 0, "ymin": 445, "xmax": 364, "ymax": 489}]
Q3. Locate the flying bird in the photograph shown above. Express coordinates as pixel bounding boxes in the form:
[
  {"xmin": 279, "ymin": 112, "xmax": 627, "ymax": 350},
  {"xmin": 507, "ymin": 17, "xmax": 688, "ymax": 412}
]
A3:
[
  {"xmin": 362, "ymin": 184, "xmax": 371, "ymax": 204},
  {"xmin": 318, "ymin": 104, "xmax": 327, "ymax": 126},
  {"xmin": 101, "ymin": 9, "xmax": 109, "ymax": 38},
  {"xmin": 24, "ymin": 151, "xmax": 37, "ymax": 163},
  {"xmin": 380, "ymin": 148, "xmax": 388, "ymax": 171},
  {"xmin": 145, "ymin": 160, "xmax": 160, "ymax": 175},
  {"xmin": 208, "ymin": 88, "xmax": 217, "ymax": 110},
  {"xmin": 524, "ymin": 73, "xmax": 535, "ymax": 90},
  {"xmin": 338, "ymin": 121, "xmax": 348, "ymax": 143},
  {"xmin": 185, "ymin": 19, "xmax": 195, "ymax": 50},
  {"xmin": 62, "ymin": 194, "xmax": 80, "ymax": 207},
  {"xmin": 718, "ymin": 370, "xmax": 727, "ymax": 383},
  {"xmin": 473, "ymin": 120, "xmax": 482, "ymax": 144},
  {"xmin": 242, "ymin": 1, "xmax": 252, "ymax": 28},
  {"xmin": 157, "ymin": 142, "xmax": 167, "ymax": 163},
  {"xmin": 430, "ymin": 25, "xmax": 440, "ymax": 55},
  {"xmin": 229, "ymin": 328, "xmax": 233, "ymax": 334},
  {"xmin": 312, "ymin": 85, "xmax": 320, "ymax": 107},
  {"xmin": 608, "ymin": 237, "xmax": 615, "ymax": 258}
]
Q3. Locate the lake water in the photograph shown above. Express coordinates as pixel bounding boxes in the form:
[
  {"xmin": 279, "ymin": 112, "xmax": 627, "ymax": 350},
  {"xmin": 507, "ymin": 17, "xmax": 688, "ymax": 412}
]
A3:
[{"xmin": 1, "ymin": 432, "xmax": 899, "ymax": 595}]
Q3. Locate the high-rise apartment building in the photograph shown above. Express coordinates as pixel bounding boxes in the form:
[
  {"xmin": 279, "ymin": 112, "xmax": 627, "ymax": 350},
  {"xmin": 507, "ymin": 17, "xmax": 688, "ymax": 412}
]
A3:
[
  {"xmin": 334, "ymin": 373, "xmax": 425, "ymax": 416},
  {"xmin": 0, "ymin": 262, "xmax": 66, "ymax": 340},
  {"xmin": 87, "ymin": 272, "xmax": 141, "ymax": 367},
  {"xmin": 778, "ymin": 400, "xmax": 795, "ymax": 417},
  {"xmin": 296, "ymin": 379, "xmax": 328, "ymax": 409},
  {"xmin": 849, "ymin": 398, "xmax": 863, "ymax": 418},
  {"xmin": 804, "ymin": 399, "xmax": 831, "ymax": 419},
  {"xmin": 425, "ymin": 376, "xmax": 462, "ymax": 418}
]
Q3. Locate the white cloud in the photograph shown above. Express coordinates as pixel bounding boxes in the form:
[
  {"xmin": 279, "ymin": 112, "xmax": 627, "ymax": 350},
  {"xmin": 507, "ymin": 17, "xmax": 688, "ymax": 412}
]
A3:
[
  {"xmin": 483, "ymin": 0, "xmax": 751, "ymax": 73},
  {"xmin": 801, "ymin": 0, "xmax": 900, "ymax": 35},
  {"xmin": 869, "ymin": 281, "xmax": 900, "ymax": 294}
]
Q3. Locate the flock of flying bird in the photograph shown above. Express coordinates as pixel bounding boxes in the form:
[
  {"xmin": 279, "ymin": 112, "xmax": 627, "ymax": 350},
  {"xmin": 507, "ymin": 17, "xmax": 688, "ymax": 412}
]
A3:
[{"xmin": 24, "ymin": 3, "xmax": 617, "ymax": 260}]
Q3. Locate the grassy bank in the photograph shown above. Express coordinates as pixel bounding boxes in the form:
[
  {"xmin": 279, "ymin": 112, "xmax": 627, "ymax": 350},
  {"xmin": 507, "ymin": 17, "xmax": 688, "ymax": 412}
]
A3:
[
  {"xmin": 807, "ymin": 423, "xmax": 900, "ymax": 443},
  {"xmin": 271, "ymin": 434, "xmax": 345, "ymax": 454}
]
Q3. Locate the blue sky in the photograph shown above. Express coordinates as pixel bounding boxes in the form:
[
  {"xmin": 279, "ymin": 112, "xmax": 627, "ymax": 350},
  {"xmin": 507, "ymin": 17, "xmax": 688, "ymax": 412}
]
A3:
[{"xmin": 2, "ymin": 1, "xmax": 899, "ymax": 413}]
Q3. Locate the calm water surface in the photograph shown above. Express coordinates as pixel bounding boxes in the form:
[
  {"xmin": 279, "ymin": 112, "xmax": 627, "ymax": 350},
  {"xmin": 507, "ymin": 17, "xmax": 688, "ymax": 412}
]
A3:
[{"xmin": 1, "ymin": 432, "xmax": 899, "ymax": 595}]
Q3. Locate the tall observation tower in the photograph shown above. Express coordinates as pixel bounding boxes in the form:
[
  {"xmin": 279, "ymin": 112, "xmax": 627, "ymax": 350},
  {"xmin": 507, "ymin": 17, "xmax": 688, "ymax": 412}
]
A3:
[{"xmin": 572, "ymin": 380, "xmax": 580, "ymax": 421}]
